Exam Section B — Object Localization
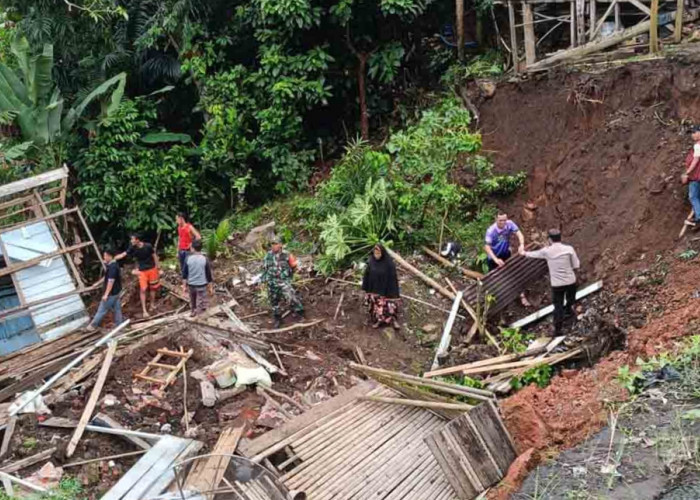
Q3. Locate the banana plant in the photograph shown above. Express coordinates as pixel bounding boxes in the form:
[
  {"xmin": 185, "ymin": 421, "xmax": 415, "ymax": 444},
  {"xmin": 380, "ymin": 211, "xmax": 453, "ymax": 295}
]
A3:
[{"xmin": 0, "ymin": 34, "xmax": 126, "ymax": 154}]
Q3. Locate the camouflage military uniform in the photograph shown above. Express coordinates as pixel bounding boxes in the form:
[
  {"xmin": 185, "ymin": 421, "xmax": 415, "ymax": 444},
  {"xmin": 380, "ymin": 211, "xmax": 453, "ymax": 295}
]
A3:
[{"xmin": 262, "ymin": 250, "xmax": 303, "ymax": 319}]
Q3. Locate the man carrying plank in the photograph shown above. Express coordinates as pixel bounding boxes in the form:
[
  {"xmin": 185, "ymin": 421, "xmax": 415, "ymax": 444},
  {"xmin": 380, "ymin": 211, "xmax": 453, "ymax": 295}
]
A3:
[{"xmin": 520, "ymin": 229, "xmax": 580, "ymax": 336}]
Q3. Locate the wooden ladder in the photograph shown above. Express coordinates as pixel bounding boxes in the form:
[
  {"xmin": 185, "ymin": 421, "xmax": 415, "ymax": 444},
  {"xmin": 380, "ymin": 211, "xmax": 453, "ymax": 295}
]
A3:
[{"xmin": 134, "ymin": 347, "xmax": 193, "ymax": 389}]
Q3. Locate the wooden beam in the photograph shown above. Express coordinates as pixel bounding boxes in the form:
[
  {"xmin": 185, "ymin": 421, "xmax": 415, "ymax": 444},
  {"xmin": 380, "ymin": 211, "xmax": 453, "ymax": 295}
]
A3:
[
  {"xmin": 650, "ymin": 0, "xmax": 659, "ymax": 52},
  {"xmin": 615, "ymin": 1, "xmax": 621, "ymax": 30},
  {"xmin": 457, "ymin": 0, "xmax": 465, "ymax": 61},
  {"xmin": 628, "ymin": 0, "xmax": 651, "ymax": 15},
  {"xmin": 589, "ymin": 0, "xmax": 597, "ymax": 40},
  {"xmin": 0, "ymin": 447, "xmax": 56, "ymax": 473},
  {"xmin": 0, "ymin": 167, "xmax": 68, "ymax": 201},
  {"xmin": 576, "ymin": 0, "xmax": 586, "ymax": 44},
  {"xmin": 592, "ymin": 0, "xmax": 618, "ymax": 39},
  {"xmin": 523, "ymin": 3, "xmax": 537, "ymax": 65},
  {"xmin": 571, "ymin": 0, "xmax": 577, "ymax": 46},
  {"xmin": 0, "ymin": 416, "xmax": 16, "ymax": 458},
  {"xmin": 360, "ymin": 395, "xmax": 473, "ymax": 411},
  {"xmin": 384, "ymin": 247, "xmax": 456, "ymax": 302},
  {"xmin": 0, "ymin": 281, "xmax": 101, "ymax": 321},
  {"xmin": 675, "ymin": 0, "xmax": 684, "ymax": 42},
  {"xmin": 33, "ymin": 193, "xmax": 84, "ymax": 289},
  {"xmin": 528, "ymin": 9, "xmax": 698, "ymax": 71},
  {"xmin": 75, "ymin": 206, "xmax": 103, "ymax": 267},
  {"xmin": 508, "ymin": 1, "xmax": 520, "ymax": 73},
  {"xmin": 0, "ymin": 241, "xmax": 92, "ymax": 280},
  {"xmin": 66, "ymin": 340, "xmax": 118, "ymax": 457},
  {"xmin": 421, "ymin": 246, "xmax": 483, "ymax": 280}
]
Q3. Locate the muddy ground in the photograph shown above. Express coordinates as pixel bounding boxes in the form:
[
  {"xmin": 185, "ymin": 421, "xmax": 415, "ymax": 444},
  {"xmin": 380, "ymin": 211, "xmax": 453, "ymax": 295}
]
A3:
[{"xmin": 6, "ymin": 55, "xmax": 700, "ymax": 499}]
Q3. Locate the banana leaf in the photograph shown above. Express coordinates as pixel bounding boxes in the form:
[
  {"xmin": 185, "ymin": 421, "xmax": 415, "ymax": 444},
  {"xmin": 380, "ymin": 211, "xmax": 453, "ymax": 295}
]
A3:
[{"xmin": 0, "ymin": 66, "xmax": 30, "ymax": 106}]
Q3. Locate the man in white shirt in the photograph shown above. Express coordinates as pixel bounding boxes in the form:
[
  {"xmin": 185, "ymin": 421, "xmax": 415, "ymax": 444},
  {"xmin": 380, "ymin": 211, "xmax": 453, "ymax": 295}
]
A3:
[{"xmin": 520, "ymin": 229, "xmax": 580, "ymax": 336}]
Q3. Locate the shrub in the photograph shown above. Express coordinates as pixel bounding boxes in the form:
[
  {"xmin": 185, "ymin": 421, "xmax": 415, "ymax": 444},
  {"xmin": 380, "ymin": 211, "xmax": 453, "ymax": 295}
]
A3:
[{"xmin": 315, "ymin": 97, "xmax": 525, "ymax": 272}]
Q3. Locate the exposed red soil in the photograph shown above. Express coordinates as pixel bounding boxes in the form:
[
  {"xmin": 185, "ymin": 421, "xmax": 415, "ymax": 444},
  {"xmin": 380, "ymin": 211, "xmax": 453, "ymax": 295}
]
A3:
[
  {"xmin": 478, "ymin": 57, "xmax": 700, "ymax": 497},
  {"xmin": 481, "ymin": 59, "xmax": 700, "ymax": 283}
]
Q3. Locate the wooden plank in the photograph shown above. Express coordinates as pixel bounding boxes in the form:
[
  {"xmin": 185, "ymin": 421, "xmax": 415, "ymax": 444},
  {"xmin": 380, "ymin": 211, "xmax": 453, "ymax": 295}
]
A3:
[
  {"xmin": 0, "ymin": 447, "xmax": 56, "ymax": 473},
  {"xmin": 75, "ymin": 206, "xmax": 104, "ymax": 267},
  {"xmin": 589, "ymin": 0, "xmax": 597, "ymax": 40},
  {"xmin": 450, "ymin": 416, "xmax": 502, "ymax": 482},
  {"xmin": 92, "ymin": 414, "xmax": 152, "ymax": 450},
  {"xmin": 650, "ymin": 0, "xmax": 659, "ymax": 52},
  {"xmin": 156, "ymin": 348, "xmax": 191, "ymax": 358},
  {"xmin": 425, "ymin": 433, "xmax": 476, "ymax": 500},
  {"xmin": 239, "ymin": 381, "xmax": 375, "ymax": 459},
  {"xmin": 102, "ymin": 436, "xmax": 190, "ymax": 500},
  {"xmin": 508, "ymin": 1, "xmax": 520, "ymax": 73},
  {"xmin": 0, "ymin": 241, "xmax": 92, "ymax": 280},
  {"xmin": 423, "ymin": 346, "xmax": 548, "ymax": 378},
  {"xmin": 0, "ymin": 167, "xmax": 68, "ymax": 200},
  {"xmin": 441, "ymin": 426, "xmax": 485, "ymax": 492},
  {"xmin": 615, "ymin": 0, "xmax": 621, "ymax": 30},
  {"xmin": 66, "ymin": 340, "xmax": 118, "ymax": 457},
  {"xmin": 0, "ymin": 357, "xmax": 69, "ymax": 403},
  {"xmin": 628, "ymin": 0, "xmax": 651, "ymax": 14},
  {"xmin": 39, "ymin": 417, "xmax": 77, "ymax": 429},
  {"xmin": 523, "ymin": 3, "xmax": 537, "ymax": 65},
  {"xmin": 0, "ymin": 416, "xmax": 16, "ymax": 458},
  {"xmin": 184, "ymin": 426, "xmax": 243, "ymax": 498},
  {"xmin": 675, "ymin": 0, "xmax": 684, "ymax": 42},
  {"xmin": 143, "ymin": 440, "xmax": 204, "ymax": 498},
  {"xmin": 466, "ymin": 403, "xmax": 516, "ymax": 474}
]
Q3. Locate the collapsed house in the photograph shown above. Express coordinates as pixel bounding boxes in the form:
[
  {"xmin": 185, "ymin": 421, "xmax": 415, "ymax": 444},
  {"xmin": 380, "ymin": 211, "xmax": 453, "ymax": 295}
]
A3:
[{"xmin": 0, "ymin": 167, "xmax": 102, "ymax": 355}]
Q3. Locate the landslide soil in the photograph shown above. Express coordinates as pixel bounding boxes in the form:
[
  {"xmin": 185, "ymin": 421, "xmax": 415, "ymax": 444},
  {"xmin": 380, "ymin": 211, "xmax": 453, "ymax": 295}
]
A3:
[
  {"xmin": 480, "ymin": 57, "xmax": 700, "ymax": 281},
  {"xmin": 477, "ymin": 58, "xmax": 700, "ymax": 498}
]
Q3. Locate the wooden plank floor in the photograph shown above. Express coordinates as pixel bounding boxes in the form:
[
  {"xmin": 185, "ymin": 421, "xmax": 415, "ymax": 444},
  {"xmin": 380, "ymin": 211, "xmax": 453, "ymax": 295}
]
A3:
[{"xmin": 279, "ymin": 388, "xmax": 459, "ymax": 500}]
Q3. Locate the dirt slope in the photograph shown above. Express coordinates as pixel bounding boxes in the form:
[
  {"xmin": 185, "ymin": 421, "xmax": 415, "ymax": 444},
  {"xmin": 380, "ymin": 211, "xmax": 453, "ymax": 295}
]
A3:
[{"xmin": 480, "ymin": 58, "xmax": 700, "ymax": 280}]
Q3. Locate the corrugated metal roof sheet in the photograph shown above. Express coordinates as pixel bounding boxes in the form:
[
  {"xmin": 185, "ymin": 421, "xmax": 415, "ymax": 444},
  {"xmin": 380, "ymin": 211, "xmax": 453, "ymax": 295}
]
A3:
[{"xmin": 0, "ymin": 221, "xmax": 88, "ymax": 341}]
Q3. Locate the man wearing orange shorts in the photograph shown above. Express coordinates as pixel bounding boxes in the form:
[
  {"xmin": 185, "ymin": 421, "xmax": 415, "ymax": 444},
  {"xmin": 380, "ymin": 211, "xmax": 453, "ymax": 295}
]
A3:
[{"xmin": 116, "ymin": 234, "xmax": 161, "ymax": 318}]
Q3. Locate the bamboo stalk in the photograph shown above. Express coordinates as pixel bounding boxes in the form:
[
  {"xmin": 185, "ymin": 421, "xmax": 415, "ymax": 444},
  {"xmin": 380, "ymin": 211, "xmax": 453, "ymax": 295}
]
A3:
[{"xmin": 360, "ymin": 395, "xmax": 472, "ymax": 411}]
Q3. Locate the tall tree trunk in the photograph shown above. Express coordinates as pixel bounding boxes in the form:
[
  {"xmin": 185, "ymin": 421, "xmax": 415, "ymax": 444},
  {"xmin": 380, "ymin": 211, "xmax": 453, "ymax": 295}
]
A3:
[
  {"xmin": 456, "ymin": 0, "xmax": 465, "ymax": 61},
  {"xmin": 356, "ymin": 52, "xmax": 369, "ymax": 140}
]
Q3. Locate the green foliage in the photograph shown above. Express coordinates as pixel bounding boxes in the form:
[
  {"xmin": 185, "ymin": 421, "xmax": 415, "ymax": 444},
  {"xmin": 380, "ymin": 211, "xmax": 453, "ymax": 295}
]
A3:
[
  {"xmin": 441, "ymin": 50, "xmax": 505, "ymax": 88},
  {"xmin": 0, "ymin": 34, "xmax": 126, "ymax": 156},
  {"xmin": 499, "ymin": 327, "xmax": 534, "ymax": 354},
  {"xmin": 139, "ymin": 132, "xmax": 192, "ymax": 144},
  {"xmin": 677, "ymin": 249, "xmax": 698, "ymax": 261},
  {"xmin": 615, "ymin": 365, "xmax": 645, "ymax": 396},
  {"xmin": 22, "ymin": 437, "xmax": 38, "ymax": 450},
  {"xmin": 317, "ymin": 178, "xmax": 395, "ymax": 273},
  {"xmin": 203, "ymin": 218, "xmax": 232, "ymax": 259},
  {"xmin": 199, "ymin": 44, "xmax": 332, "ymax": 198},
  {"xmin": 75, "ymin": 98, "xmax": 207, "ymax": 237},
  {"xmin": 315, "ymin": 97, "xmax": 525, "ymax": 272},
  {"xmin": 511, "ymin": 364, "xmax": 554, "ymax": 390}
]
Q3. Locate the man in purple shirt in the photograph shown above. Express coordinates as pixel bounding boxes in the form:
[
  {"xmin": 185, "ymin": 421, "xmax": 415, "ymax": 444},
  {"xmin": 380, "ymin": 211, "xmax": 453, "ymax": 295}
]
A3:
[{"xmin": 484, "ymin": 211, "xmax": 525, "ymax": 271}]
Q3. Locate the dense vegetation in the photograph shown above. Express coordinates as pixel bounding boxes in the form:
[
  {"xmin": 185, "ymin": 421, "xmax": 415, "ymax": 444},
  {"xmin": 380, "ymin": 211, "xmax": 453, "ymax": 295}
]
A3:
[{"xmin": 0, "ymin": 0, "xmax": 521, "ymax": 268}]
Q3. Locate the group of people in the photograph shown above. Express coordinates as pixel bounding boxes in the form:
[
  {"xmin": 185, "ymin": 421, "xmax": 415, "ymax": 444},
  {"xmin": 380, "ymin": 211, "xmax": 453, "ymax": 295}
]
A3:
[
  {"xmin": 86, "ymin": 213, "xmax": 214, "ymax": 330},
  {"xmin": 86, "ymin": 213, "xmax": 307, "ymax": 331},
  {"xmin": 358, "ymin": 212, "xmax": 581, "ymax": 337}
]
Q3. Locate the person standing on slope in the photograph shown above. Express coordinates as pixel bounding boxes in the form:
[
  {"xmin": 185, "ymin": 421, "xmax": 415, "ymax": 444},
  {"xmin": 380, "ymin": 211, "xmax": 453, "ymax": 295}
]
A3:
[
  {"xmin": 682, "ymin": 126, "xmax": 700, "ymax": 228},
  {"xmin": 520, "ymin": 229, "xmax": 580, "ymax": 336}
]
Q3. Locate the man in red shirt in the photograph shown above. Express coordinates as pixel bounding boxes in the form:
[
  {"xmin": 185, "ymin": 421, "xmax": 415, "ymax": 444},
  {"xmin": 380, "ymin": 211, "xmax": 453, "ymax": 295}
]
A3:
[
  {"xmin": 176, "ymin": 212, "xmax": 201, "ymax": 271},
  {"xmin": 682, "ymin": 126, "xmax": 700, "ymax": 227}
]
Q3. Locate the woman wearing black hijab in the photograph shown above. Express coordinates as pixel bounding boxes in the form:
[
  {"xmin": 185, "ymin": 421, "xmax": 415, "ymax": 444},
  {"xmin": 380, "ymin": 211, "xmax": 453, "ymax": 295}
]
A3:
[{"xmin": 362, "ymin": 244, "xmax": 401, "ymax": 329}]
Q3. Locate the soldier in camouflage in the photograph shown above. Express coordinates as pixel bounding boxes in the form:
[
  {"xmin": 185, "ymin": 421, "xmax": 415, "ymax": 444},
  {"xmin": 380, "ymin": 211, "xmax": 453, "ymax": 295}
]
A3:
[{"xmin": 261, "ymin": 239, "xmax": 304, "ymax": 328}]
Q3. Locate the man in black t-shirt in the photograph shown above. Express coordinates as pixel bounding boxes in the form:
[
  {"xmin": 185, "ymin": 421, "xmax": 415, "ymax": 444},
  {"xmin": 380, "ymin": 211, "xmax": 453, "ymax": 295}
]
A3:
[
  {"xmin": 115, "ymin": 233, "xmax": 161, "ymax": 318},
  {"xmin": 87, "ymin": 248, "xmax": 124, "ymax": 330}
]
